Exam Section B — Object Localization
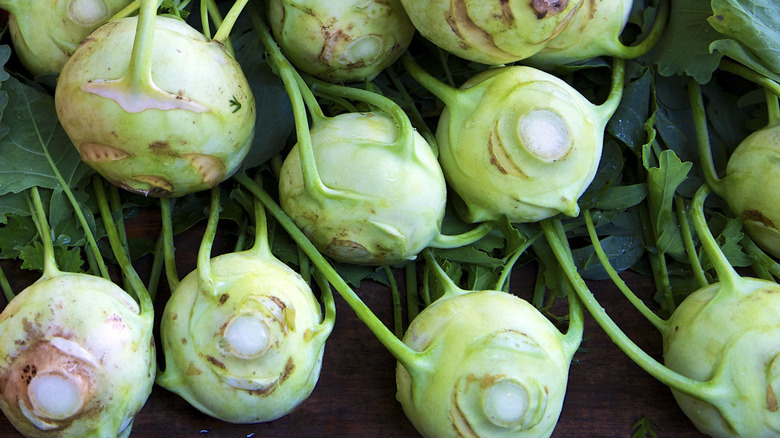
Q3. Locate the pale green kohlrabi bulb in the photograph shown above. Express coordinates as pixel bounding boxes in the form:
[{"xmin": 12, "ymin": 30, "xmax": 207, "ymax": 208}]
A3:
[
  {"xmin": 0, "ymin": 273, "xmax": 155, "ymax": 438},
  {"xmin": 409, "ymin": 61, "xmax": 623, "ymax": 223},
  {"xmin": 719, "ymin": 124, "xmax": 780, "ymax": 259},
  {"xmin": 3, "ymin": 0, "xmax": 133, "ymax": 76},
  {"xmin": 54, "ymin": 16, "xmax": 256, "ymax": 197},
  {"xmin": 399, "ymin": 0, "xmax": 584, "ymax": 65},
  {"xmin": 278, "ymin": 111, "xmax": 448, "ymax": 265},
  {"xmin": 267, "ymin": 0, "xmax": 415, "ymax": 82},
  {"xmin": 524, "ymin": 0, "xmax": 668, "ymax": 68},
  {"xmin": 156, "ymin": 250, "xmax": 332, "ymax": 423},
  {"xmin": 396, "ymin": 290, "xmax": 577, "ymax": 437}
]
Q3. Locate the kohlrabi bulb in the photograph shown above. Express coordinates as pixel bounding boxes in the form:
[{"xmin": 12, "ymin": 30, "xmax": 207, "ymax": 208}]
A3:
[
  {"xmin": 396, "ymin": 290, "xmax": 574, "ymax": 437},
  {"xmin": 525, "ymin": 0, "xmax": 633, "ymax": 67},
  {"xmin": 3, "ymin": 0, "xmax": 132, "ymax": 76},
  {"xmin": 0, "ymin": 273, "xmax": 155, "ymax": 438},
  {"xmin": 719, "ymin": 124, "xmax": 780, "ymax": 259},
  {"xmin": 278, "ymin": 111, "xmax": 448, "ymax": 265},
  {"xmin": 399, "ymin": 0, "xmax": 583, "ymax": 65},
  {"xmin": 434, "ymin": 66, "xmax": 615, "ymax": 223},
  {"xmin": 266, "ymin": 0, "xmax": 415, "ymax": 82},
  {"xmin": 156, "ymin": 250, "xmax": 330, "ymax": 423},
  {"xmin": 55, "ymin": 16, "xmax": 256, "ymax": 197},
  {"xmin": 663, "ymin": 276, "xmax": 780, "ymax": 437}
]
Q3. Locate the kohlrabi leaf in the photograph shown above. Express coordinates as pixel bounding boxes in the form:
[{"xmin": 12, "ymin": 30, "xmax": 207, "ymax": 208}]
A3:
[
  {"xmin": 573, "ymin": 232, "xmax": 645, "ymax": 281},
  {"xmin": 0, "ymin": 192, "xmax": 28, "ymax": 224},
  {"xmin": 710, "ymin": 40, "xmax": 780, "ymax": 84},
  {"xmin": 644, "ymin": 149, "xmax": 692, "ymax": 259},
  {"xmin": 607, "ymin": 65, "xmax": 653, "ymax": 150},
  {"xmin": 648, "ymin": 0, "xmax": 723, "ymax": 83},
  {"xmin": 0, "ymin": 215, "xmax": 37, "ymax": 260},
  {"xmin": 18, "ymin": 241, "xmax": 83, "ymax": 273},
  {"xmin": 0, "ymin": 75, "xmax": 93, "ymax": 196},
  {"xmin": 707, "ymin": 0, "xmax": 780, "ymax": 77}
]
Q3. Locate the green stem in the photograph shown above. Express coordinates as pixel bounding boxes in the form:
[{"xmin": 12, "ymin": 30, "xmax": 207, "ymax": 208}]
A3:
[
  {"xmin": 128, "ymin": 0, "xmax": 158, "ymax": 94},
  {"xmin": 28, "ymin": 187, "xmax": 59, "ymax": 279},
  {"xmin": 610, "ymin": 0, "xmax": 669, "ymax": 59},
  {"xmin": 675, "ymin": 195, "xmax": 708, "ymax": 289},
  {"xmin": 109, "ymin": 185, "xmax": 135, "ymax": 292},
  {"xmin": 743, "ymin": 237, "xmax": 780, "ymax": 279},
  {"xmin": 147, "ymin": 233, "xmax": 164, "ymax": 301},
  {"xmin": 211, "ymin": 0, "xmax": 249, "ymax": 47},
  {"xmin": 494, "ymin": 230, "xmax": 541, "ymax": 292},
  {"xmin": 93, "ymin": 177, "xmax": 153, "ymax": 318},
  {"xmin": 159, "ymin": 198, "xmax": 180, "ymax": 291},
  {"xmin": 429, "ymin": 222, "xmax": 495, "ymax": 249},
  {"xmin": 546, "ymin": 220, "xmax": 585, "ymax": 360},
  {"xmin": 405, "ymin": 263, "xmax": 419, "ymax": 322},
  {"xmin": 719, "ymin": 59, "xmax": 780, "ymax": 100},
  {"xmin": 540, "ymin": 218, "xmax": 716, "ymax": 400},
  {"xmin": 248, "ymin": 4, "xmax": 333, "ymax": 201},
  {"xmin": 235, "ymin": 172, "xmax": 424, "ymax": 372},
  {"xmin": 688, "ymin": 79, "xmax": 725, "ymax": 196},
  {"xmin": 387, "ymin": 66, "xmax": 439, "ymax": 157},
  {"xmin": 197, "ymin": 187, "xmax": 221, "ymax": 299},
  {"xmin": 583, "ymin": 210, "xmax": 667, "ymax": 331},
  {"xmin": 401, "ymin": 53, "xmax": 463, "ymax": 108},
  {"xmin": 0, "ymin": 262, "xmax": 13, "ymax": 302},
  {"xmin": 200, "ymin": 0, "xmax": 211, "ymax": 40},
  {"xmin": 384, "ymin": 266, "xmax": 404, "ymax": 339},
  {"xmin": 639, "ymin": 200, "xmax": 675, "ymax": 315},
  {"xmin": 766, "ymin": 91, "xmax": 780, "ymax": 127},
  {"xmin": 594, "ymin": 57, "xmax": 626, "ymax": 124},
  {"xmin": 690, "ymin": 185, "xmax": 742, "ymax": 293}
]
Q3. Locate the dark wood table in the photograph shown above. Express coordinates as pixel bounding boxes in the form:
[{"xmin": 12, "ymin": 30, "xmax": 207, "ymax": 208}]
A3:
[{"xmin": 0, "ymin": 213, "xmax": 706, "ymax": 437}]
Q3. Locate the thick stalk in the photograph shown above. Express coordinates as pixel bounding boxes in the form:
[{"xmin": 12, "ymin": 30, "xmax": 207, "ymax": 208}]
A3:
[
  {"xmin": 28, "ymin": 187, "xmax": 59, "ymax": 280},
  {"xmin": 159, "ymin": 198, "xmax": 180, "ymax": 291},
  {"xmin": 690, "ymin": 185, "xmax": 742, "ymax": 293},
  {"xmin": 594, "ymin": 57, "xmax": 626, "ymax": 125},
  {"xmin": 675, "ymin": 195, "xmax": 708, "ymax": 289},
  {"xmin": 540, "ymin": 218, "xmax": 721, "ymax": 401},
  {"xmin": 197, "ymin": 187, "xmax": 221, "ymax": 299},
  {"xmin": 93, "ymin": 177, "xmax": 154, "ymax": 318},
  {"xmin": 0, "ymin": 263, "xmax": 12, "ymax": 303},
  {"xmin": 719, "ymin": 60, "xmax": 780, "ymax": 100},
  {"xmin": 401, "ymin": 53, "xmax": 464, "ymax": 109},
  {"xmin": 235, "ymin": 172, "xmax": 426, "ymax": 373},
  {"xmin": 611, "ymin": 0, "xmax": 669, "ymax": 59},
  {"xmin": 583, "ymin": 210, "xmax": 667, "ymax": 331},
  {"xmin": 689, "ymin": 79, "xmax": 724, "ymax": 195}
]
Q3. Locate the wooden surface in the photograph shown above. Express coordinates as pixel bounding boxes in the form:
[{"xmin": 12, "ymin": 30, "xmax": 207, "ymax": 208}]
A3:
[{"xmin": 0, "ymin": 212, "xmax": 707, "ymax": 438}]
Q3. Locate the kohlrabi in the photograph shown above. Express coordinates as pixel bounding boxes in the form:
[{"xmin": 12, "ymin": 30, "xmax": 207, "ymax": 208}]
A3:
[
  {"xmin": 691, "ymin": 66, "xmax": 780, "ymax": 259},
  {"xmin": 0, "ymin": 183, "xmax": 155, "ymax": 437},
  {"xmin": 524, "ymin": 0, "xmax": 669, "ymax": 68},
  {"xmin": 402, "ymin": 54, "xmax": 625, "ymax": 224},
  {"xmin": 398, "ymin": 0, "xmax": 583, "ymax": 65},
  {"xmin": 543, "ymin": 184, "xmax": 780, "ymax": 437},
  {"xmin": 156, "ymin": 186, "xmax": 335, "ymax": 423},
  {"xmin": 251, "ymin": 6, "xmax": 491, "ymax": 266},
  {"xmin": 54, "ymin": 0, "xmax": 256, "ymax": 197},
  {"xmin": 266, "ymin": 0, "xmax": 415, "ymax": 82},
  {"xmin": 236, "ymin": 175, "xmax": 584, "ymax": 438},
  {"xmin": 0, "ymin": 0, "xmax": 132, "ymax": 76}
]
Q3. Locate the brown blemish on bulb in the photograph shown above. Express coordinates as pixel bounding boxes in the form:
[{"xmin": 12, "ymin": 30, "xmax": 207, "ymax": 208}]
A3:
[
  {"xmin": 768, "ymin": 385, "xmax": 779, "ymax": 412},
  {"xmin": 219, "ymin": 294, "xmax": 229, "ymax": 305},
  {"xmin": 148, "ymin": 141, "xmax": 170, "ymax": 153},
  {"xmin": 79, "ymin": 143, "xmax": 131, "ymax": 162},
  {"xmin": 743, "ymin": 210, "xmax": 775, "ymax": 228},
  {"xmin": 279, "ymin": 357, "xmax": 295, "ymax": 385},
  {"xmin": 206, "ymin": 356, "xmax": 226, "ymax": 370},
  {"xmin": 185, "ymin": 362, "xmax": 202, "ymax": 376},
  {"xmin": 530, "ymin": 0, "xmax": 569, "ymax": 18}
]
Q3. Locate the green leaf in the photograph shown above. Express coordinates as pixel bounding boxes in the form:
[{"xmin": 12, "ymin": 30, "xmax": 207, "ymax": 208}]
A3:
[
  {"xmin": 649, "ymin": 0, "xmax": 724, "ymax": 83},
  {"xmin": 708, "ymin": 0, "xmax": 780, "ymax": 77},
  {"xmin": 607, "ymin": 65, "xmax": 653, "ymax": 149},
  {"xmin": 18, "ymin": 241, "xmax": 83, "ymax": 273},
  {"xmin": 0, "ymin": 215, "xmax": 37, "ymax": 260},
  {"xmin": 0, "ymin": 192, "xmax": 29, "ymax": 223},
  {"xmin": 645, "ymin": 150, "xmax": 692, "ymax": 258},
  {"xmin": 0, "ymin": 75, "xmax": 93, "ymax": 195}
]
